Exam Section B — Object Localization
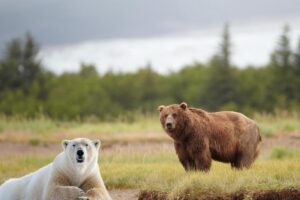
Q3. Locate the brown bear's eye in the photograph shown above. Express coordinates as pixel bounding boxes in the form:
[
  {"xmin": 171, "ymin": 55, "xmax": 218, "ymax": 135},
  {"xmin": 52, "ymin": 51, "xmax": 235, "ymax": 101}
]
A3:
[
  {"xmin": 164, "ymin": 114, "xmax": 168, "ymax": 118},
  {"xmin": 172, "ymin": 113, "xmax": 177, "ymax": 117}
]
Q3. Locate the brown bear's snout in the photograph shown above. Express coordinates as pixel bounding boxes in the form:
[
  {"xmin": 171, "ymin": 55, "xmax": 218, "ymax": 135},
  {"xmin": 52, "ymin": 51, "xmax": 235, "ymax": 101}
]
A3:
[{"xmin": 165, "ymin": 115, "xmax": 175, "ymax": 130}]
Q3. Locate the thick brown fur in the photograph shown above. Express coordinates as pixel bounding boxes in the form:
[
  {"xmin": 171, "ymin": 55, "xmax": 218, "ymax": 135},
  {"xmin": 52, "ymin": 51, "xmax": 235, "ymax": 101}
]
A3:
[{"xmin": 158, "ymin": 102, "xmax": 261, "ymax": 171}]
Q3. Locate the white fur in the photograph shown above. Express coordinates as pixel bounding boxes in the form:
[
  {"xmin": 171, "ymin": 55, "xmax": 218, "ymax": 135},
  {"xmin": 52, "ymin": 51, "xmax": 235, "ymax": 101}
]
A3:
[{"xmin": 0, "ymin": 138, "xmax": 112, "ymax": 200}]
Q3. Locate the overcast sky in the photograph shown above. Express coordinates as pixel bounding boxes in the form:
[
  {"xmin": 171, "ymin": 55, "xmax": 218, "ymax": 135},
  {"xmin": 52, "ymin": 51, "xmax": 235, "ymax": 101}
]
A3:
[{"xmin": 1, "ymin": 0, "xmax": 300, "ymax": 73}]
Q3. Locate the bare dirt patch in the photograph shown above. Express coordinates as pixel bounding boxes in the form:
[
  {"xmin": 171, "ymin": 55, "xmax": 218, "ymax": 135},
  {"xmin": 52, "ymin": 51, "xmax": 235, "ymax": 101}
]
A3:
[
  {"xmin": 0, "ymin": 132, "xmax": 299, "ymax": 157},
  {"xmin": 260, "ymin": 132, "xmax": 300, "ymax": 156},
  {"xmin": 110, "ymin": 189, "xmax": 139, "ymax": 200},
  {"xmin": 0, "ymin": 140, "xmax": 174, "ymax": 157},
  {"xmin": 0, "ymin": 142, "xmax": 60, "ymax": 157}
]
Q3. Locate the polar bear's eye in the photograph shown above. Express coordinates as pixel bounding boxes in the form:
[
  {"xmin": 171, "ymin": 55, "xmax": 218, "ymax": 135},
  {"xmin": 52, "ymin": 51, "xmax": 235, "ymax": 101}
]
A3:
[
  {"xmin": 72, "ymin": 144, "xmax": 76, "ymax": 147},
  {"xmin": 84, "ymin": 143, "xmax": 89, "ymax": 147}
]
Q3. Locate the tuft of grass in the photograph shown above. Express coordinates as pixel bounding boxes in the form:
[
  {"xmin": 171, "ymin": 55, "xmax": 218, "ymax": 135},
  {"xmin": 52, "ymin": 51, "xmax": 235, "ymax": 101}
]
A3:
[
  {"xmin": 29, "ymin": 138, "xmax": 41, "ymax": 146},
  {"xmin": 166, "ymin": 161, "xmax": 300, "ymax": 199},
  {"xmin": 270, "ymin": 146, "xmax": 300, "ymax": 160}
]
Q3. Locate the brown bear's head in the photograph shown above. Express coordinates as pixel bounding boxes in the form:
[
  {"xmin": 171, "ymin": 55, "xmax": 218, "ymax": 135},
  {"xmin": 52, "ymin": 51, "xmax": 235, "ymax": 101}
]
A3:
[{"xmin": 158, "ymin": 102, "xmax": 188, "ymax": 138}]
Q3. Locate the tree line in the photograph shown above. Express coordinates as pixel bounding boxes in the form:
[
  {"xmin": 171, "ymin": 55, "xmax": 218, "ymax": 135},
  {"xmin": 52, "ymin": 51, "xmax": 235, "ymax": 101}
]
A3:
[{"xmin": 0, "ymin": 25, "xmax": 299, "ymax": 120}]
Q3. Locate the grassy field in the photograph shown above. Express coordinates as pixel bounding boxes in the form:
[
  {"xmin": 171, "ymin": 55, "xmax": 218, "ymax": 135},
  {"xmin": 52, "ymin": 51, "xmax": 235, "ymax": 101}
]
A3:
[
  {"xmin": 254, "ymin": 112, "xmax": 300, "ymax": 137},
  {"xmin": 102, "ymin": 148, "xmax": 300, "ymax": 189},
  {"xmin": 0, "ymin": 114, "xmax": 166, "ymax": 144},
  {"xmin": 0, "ymin": 146, "xmax": 299, "ymax": 199},
  {"xmin": 0, "ymin": 113, "xmax": 300, "ymax": 199},
  {"xmin": 0, "ymin": 112, "xmax": 299, "ymax": 143}
]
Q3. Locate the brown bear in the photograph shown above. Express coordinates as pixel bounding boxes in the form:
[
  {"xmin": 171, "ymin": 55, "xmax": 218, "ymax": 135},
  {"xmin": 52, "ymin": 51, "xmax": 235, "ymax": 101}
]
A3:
[{"xmin": 158, "ymin": 102, "xmax": 261, "ymax": 171}]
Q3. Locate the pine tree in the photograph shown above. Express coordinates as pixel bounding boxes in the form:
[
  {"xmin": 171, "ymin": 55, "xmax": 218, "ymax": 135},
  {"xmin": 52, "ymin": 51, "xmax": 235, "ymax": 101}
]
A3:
[
  {"xmin": 271, "ymin": 25, "xmax": 292, "ymax": 69},
  {"xmin": 0, "ymin": 34, "xmax": 44, "ymax": 92},
  {"xmin": 270, "ymin": 25, "xmax": 295, "ymax": 103},
  {"xmin": 21, "ymin": 33, "xmax": 44, "ymax": 92},
  {"xmin": 220, "ymin": 23, "xmax": 231, "ymax": 69},
  {"xmin": 200, "ymin": 23, "xmax": 237, "ymax": 111},
  {"xmin": 294, "ymin": 37, "xmax": 300, "ymax": 73},
  {"xmin": 0, "ymin": 39, "xmax": 23, "ymax": 90},
  {"xmin": 293, "ymin": 37, "xmax": 300, "ymax": 102}
]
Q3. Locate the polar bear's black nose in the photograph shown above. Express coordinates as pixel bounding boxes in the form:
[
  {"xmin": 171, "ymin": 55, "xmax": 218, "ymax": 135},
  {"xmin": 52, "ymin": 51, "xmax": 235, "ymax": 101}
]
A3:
[{"xmin": 77, "ymin": 150, "xmax": 84, "ymax": 157}]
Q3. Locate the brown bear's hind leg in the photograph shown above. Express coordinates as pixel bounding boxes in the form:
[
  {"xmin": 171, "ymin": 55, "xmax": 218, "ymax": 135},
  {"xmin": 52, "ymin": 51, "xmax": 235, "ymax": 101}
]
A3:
[
  {"xmin": 231, "ymin": 150, "xmax": 242, "ymax": 169},
  {"xmin": 232, "ymin": 150, "xmax": 254, "ymax": 169}
]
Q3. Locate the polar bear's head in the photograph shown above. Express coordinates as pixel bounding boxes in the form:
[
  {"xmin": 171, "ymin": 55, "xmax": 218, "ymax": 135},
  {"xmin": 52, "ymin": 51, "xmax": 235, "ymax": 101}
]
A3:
[{"xmin": 62, "ymin": 138, "xmax": 100, "ymax": 168}]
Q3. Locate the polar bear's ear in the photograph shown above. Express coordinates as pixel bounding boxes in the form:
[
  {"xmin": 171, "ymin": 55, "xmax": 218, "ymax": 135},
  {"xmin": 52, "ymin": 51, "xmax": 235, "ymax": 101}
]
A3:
[
  {"xmin": 158, "ymin": 105, "xmax": 165, "ymax": 112},
  {"xmin": 93, "ymin": 140, "xmax": 101, "ymax": 149},
  {"xmin": 180, "ymin": 102, "xmax": 188, "ymax": 110},
  {"xmin": 62, "ymin": 140, "xmax": 70, "ymax": 150}
]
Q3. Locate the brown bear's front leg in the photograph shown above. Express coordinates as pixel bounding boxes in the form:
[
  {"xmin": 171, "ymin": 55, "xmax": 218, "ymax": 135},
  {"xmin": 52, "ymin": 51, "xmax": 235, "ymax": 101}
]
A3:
[
  {"xmin": 189, "ymin": 139, "xmax": 212, "ymax": 172},
  {"xmin": 194, "ymin": 151, "xmax": 211, "ymax": 171},
  {"xmin": 174, "ymin": 142, "xmax": 196, "ymax": 171}
]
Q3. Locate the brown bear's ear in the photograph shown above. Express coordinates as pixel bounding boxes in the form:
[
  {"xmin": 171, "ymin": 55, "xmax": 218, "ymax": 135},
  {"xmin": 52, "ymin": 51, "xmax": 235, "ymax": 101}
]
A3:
[
  {"xmin": 158, "ymin": 105, "xmax": 165, "ymax": 112},
  {"xmin": 180, "ymin": 102, "xmax": 188, "ymax": 110}
]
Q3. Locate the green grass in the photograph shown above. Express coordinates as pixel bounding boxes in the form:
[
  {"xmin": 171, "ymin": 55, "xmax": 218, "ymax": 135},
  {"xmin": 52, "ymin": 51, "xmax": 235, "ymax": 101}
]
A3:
[
  {"xmin": 0, "ymin": 114, "xmax": 166, "ymax": 143},
  {"xmin": 101, "ymin": 150, "xmax": 300, "ymax": 196},
  {"xmin": 0, "ymin": 112, "xmax": 299, "ymax": 143},
  {"xmin": 0, "ymin": 115, "xmax": 65, "ymax": 135},
  {"xmin": 0, "ymin": 155, "xmax": 53, "ymax": 184},
  {"xmin": 254, "ymin": 112, "xmax": 300, "ymax": 137},
  {"xmin": 0, "ymin": 114, "xmax": 161, "ymax": 135},
  {"xmin": 0, "ymin": 115, "xmax": 166, "ymax": 143},
  {"xmin": 270, "ymin": 146, "xmax": 300, "ymax": 160},
  {"xmin": 166, "ymin": 161, "xmax": 300, "ymax": 199},
  {"xmin": 69, "ymin": 116, "xmax": 162, "ymax": 135}
]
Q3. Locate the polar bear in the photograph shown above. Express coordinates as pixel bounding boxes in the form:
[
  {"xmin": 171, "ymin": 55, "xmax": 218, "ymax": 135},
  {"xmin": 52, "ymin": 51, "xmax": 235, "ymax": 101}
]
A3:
[{"xmin": 0, "ymin": 138, "xmax": 112, "ymax": 200}]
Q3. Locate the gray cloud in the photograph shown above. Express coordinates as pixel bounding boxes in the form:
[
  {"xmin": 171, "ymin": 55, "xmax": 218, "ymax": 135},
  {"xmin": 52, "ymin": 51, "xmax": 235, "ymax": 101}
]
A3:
[{"xmin": 1, "ymin": 0, "xmax": 300, "ymax": 47}]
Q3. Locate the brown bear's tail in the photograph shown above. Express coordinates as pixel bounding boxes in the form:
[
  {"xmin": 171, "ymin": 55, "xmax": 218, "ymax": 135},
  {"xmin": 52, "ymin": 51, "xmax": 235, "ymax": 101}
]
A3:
[{"xmin": 257, "ymin": 126, "xmax": 262, "ymax": 142}]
